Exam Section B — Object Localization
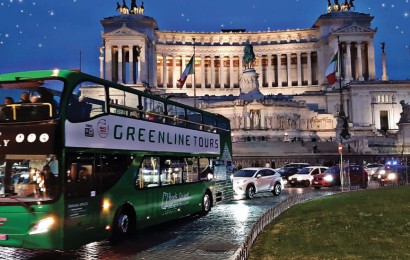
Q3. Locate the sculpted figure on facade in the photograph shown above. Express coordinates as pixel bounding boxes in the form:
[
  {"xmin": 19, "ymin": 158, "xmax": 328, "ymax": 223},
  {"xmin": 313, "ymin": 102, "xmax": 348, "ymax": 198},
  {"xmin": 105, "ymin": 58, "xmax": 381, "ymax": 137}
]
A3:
[
  {"xmin": 232, "ymin": 114, "xmax": 243, "ymax": 130},
  {"xmin": 266, "ymin": 115, "xmax": 276, "ymax": 129},
  {"xmin": 399, "ymin": 100, "xmax": 410, "ymax": 123},
  {"xmin": 291, "ymin": 113, "xmax": 301, "ymax": 129}
]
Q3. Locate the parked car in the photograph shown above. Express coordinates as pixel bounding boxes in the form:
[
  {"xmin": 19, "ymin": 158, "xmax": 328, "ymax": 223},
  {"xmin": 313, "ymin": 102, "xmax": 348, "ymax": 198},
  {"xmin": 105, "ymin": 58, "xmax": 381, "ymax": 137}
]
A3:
[
  {"xmin": 232, "ymin": 167, "xmax": 284, "ymax": 199},
  {"xmin": 364, "ymin": 163, "xmax": 383, "ymax": 180},
  {"xmin": 377, "ymin": 165, "xmax": 410, "ymax": 186},
  {"xmin": 277, "ymin": 167, "xmax": 300, "ymax": 184},
  {"xmin": 289, "ymin": 166, "xmax": 328, "ymax": 187},
  {"xmin": 312, "ymin": 165, "xmax": 368, "ymax": 190},
  {"xmin": 283, "ymin": 163, "xmax": 310, "ymax": 169}
]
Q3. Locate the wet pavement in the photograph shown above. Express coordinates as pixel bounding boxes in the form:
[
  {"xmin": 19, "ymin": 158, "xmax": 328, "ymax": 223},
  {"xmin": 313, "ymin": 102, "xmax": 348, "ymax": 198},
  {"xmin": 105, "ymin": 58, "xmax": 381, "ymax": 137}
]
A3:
[{"xmin": 0, "ymin": 188, "xmax": 335, "ymax": 260}]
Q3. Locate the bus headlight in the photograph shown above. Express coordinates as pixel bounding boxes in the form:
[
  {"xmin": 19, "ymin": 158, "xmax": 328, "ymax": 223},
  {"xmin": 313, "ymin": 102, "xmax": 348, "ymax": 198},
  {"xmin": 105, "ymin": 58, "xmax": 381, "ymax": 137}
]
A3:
[
  {"xmin": 29, "ymin": 216, "xmax": 55, "ymax": 235},
  {"xmin": 324, "ymin": 175, "xmax": 333, "ymax": 182}
]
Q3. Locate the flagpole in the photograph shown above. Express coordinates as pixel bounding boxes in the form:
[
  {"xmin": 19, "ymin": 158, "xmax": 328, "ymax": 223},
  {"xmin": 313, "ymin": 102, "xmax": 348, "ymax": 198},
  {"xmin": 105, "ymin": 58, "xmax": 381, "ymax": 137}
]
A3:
[
  {"xmin": 337, "ymin": 36, "xmax": 345, "ymax": 118},
  {"xmin": 192, "ymin": 37, "xmax": 196, "ymax": 108}
]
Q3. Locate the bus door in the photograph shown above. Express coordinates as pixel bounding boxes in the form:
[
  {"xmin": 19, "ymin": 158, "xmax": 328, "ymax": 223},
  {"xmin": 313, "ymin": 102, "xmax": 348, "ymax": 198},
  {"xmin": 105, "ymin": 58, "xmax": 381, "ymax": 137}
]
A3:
[{"xmin": 63, "ymin": 153, "xmax": 103, "ymax": 248}]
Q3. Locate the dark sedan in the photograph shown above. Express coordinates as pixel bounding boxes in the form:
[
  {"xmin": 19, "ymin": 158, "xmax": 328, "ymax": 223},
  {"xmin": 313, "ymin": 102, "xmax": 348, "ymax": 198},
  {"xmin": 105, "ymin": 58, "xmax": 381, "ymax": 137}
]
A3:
[
  {"xmin": 312, "ymin": 165, "xmax": 368, "ymax": 190},
  {"xmin": 277, "ymin": 167, "xmax": 299, "ymax": 184}
]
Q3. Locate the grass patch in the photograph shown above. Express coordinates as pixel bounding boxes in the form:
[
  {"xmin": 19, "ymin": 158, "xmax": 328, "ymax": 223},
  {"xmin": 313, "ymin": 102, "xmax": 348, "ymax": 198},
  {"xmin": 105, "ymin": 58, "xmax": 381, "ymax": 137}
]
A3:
[{"xmin": 249, "ymin": 186, "xmax": 410, "ymax": 259}]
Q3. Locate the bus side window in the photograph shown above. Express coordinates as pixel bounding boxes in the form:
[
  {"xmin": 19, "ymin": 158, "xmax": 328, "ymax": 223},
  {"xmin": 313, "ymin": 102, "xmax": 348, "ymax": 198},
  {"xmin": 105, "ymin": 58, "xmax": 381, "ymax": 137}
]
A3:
[{"xmin": 136, "ymin": 157, "xmax": 160, "ymax": 189}]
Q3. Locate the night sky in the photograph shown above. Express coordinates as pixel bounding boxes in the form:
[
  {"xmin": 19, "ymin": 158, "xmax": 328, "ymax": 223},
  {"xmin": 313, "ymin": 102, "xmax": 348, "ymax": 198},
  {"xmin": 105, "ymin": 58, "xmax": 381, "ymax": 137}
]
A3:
[{"xmin": 0, "ymin": 0, "xmax": 409, "ymax": 80}]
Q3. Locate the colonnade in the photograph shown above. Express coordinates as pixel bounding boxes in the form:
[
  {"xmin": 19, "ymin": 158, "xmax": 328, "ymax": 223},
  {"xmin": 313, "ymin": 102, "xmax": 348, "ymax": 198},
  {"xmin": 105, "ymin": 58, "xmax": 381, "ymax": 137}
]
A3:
[
  {"xmin": 101, "ymin": 41, "xmax": 374, "ymax": 89},
  {"xmin": 103, "ymin": 44, "xmax": 146, "ymax": 85},
  {"xmin": 156, "ymin": 51, "xmax": 319, "ymax": 89}
]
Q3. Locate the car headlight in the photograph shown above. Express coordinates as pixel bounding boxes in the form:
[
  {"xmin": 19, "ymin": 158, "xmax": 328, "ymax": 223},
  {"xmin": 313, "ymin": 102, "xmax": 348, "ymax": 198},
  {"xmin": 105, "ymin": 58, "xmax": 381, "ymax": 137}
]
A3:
[
  {"xmin": 324, "ymin": 175, "xmax": 333, "ymax": 182},
  {"xmin": 379, "ymin": 170, "xmax": 386, "ymax": 175},
  {"xmin": 29, "ymin": 216, "xmax": 56, "ymax": 235},
  {"xmin": 207, "ymin": 173, "xmax": 214, "ymax": 180},
  {"xmin": 387, "ymin": 173, "xmax": 397, "ymax": 180}
]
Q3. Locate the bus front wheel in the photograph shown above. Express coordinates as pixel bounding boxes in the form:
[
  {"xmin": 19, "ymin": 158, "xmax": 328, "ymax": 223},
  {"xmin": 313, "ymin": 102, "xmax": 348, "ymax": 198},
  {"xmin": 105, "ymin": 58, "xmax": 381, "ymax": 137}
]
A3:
[
  {"xmin": 110, "ymin": 206, "xmax": 136, "ymax": 244},
  {"xmin": 200, "ymin": 191, "xmax": 212, "ymax": 216}
]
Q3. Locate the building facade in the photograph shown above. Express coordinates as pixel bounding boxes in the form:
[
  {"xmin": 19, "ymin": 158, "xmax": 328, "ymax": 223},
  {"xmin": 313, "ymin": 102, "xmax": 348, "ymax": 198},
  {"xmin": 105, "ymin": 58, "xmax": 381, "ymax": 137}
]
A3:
[{"xmin": 96, "ymin": 2, "xmax": 410, "ymax": 158}]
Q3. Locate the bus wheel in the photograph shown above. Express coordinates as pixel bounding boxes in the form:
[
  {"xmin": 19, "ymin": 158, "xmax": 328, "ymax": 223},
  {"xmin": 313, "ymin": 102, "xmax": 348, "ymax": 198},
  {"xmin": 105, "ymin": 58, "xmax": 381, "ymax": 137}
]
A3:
[
  {"xmin": 201, "ymin": 191, "xmax": 212, "ymax": 216},
  {"xmin": 110, "ymin": 207, "xmax": 136, "ymax": 244}
]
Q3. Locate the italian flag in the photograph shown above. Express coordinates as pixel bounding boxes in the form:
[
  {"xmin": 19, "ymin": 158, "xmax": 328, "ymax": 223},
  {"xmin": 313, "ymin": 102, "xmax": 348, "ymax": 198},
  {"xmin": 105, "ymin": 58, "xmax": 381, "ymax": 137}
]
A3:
[
  {"xmin": 178, "ymin": 55, "xmax": 194, "ymax": 87},
  {"xmin": 325, "ymin": 52, "xmax": 338, "ymax": 84}
]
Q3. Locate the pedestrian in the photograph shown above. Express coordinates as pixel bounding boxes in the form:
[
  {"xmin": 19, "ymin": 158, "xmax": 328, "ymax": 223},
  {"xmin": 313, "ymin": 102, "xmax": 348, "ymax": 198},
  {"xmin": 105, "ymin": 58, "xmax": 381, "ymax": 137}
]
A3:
[
  {"xmin": 271, "ymin": 160, "xmax": 276, "ymax": 169},
  {"xmin": 265, "ymin": 161, "xmax": 271, "ymax": 168}
]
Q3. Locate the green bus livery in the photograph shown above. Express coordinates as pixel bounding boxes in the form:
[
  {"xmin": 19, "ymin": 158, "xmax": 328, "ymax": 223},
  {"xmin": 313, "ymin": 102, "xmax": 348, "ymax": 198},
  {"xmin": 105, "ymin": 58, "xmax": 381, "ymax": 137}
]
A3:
[{"xmin": 0, "ymin": 69, "xmax": 232, "ymax": 250}]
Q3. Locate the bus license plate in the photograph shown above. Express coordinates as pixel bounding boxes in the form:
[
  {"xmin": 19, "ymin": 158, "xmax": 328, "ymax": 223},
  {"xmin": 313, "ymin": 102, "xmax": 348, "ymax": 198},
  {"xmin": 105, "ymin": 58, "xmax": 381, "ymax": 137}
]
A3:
[{"xmin": 0, "ymin": 234, "xmax": 7, "ymax": 240}]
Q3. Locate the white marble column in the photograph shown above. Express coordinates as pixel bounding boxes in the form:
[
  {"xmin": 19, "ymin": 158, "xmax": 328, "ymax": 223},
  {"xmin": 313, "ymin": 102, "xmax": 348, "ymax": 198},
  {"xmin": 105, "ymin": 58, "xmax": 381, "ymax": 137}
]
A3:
[
  {"xmin": 307, "ymin": 52, "xmax": 312, "ymax": 85},
  {"xmin": 99, "ymin": 55, "xmax": 104, "ymax": 79},
  {"xmin": 357, "ymin": 42, "xmax": 364, "ymax": 81},
  {"xmin": 239, "ymin": 55, "xmax": 243, "ymax": 74},
  {"xmin": 367, "ymin": 40, "xmax": 376, "ymax": 80},
  {"xmin": 137, "ymin": 44, "xmax": 145, "ymax": 85},
  {"xmin": 128, "ymin": 46, "xmax": 134, "ymax": 84},
  {"xmin": 211, "ymin": 55, "xmax": 215, "ymax": 88},
  {"xmin": 117, "ymin": 45, "xmax": 123, "ymax": 84},
  {"xmin": 172, "ymin": 55, "xmax": 177, "ymax": 88},
  {"xmin": 286, "ymin": 53, "xmax": 291, "ymax": 86},
  {"xmin": 105, "ymin": 44, "xmax": 112, "ymax": 81},
  {"xmin": 201, "ymin": 55, "xmax": 206, "ymax": 88},
  {"xmin": 260, "ymin": 110, "xmax": 265, "ymax": 129},
  {"xmin": 162, "ymin": 53, "xmax": 168, "ymax": 87},
  {"xmin": 257, "ymin": 55, "xmax": 262, "ymax": 77},
  {"xmin": 267, "ymin": 54, "xmax": 272, "ymax": 87},
  {"xmin": 277, "ymin": 53, "xmax": 282, "ymax": 87},
  {"xmin": 297, "ymin": 52, "xmax": 302, "ymax": 86},
  {"xmin": 229, "ymin": 55, "xmax": 234, "ymax": 88},
  {"xmin": 220, "ymin": 56, "xmax": 225, "ymax": 88},
  {"xmin": 346, "ymin": 42, "xmax": 353, "ymax": 81}
]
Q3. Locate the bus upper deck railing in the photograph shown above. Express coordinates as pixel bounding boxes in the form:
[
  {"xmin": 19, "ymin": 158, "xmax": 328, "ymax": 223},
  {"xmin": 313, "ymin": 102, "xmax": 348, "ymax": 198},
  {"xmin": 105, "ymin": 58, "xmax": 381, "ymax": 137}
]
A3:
[
  {"xmin": 0, "ymin": 103, "xmax": 53, "ymax": 121},
  {"xmin": 109, "ymin": 103, "xmax": 230, "ymax": 133}
]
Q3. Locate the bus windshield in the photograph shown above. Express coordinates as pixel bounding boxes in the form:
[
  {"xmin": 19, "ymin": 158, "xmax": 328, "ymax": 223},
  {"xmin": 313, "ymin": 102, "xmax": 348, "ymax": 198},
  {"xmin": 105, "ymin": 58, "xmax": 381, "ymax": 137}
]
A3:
[
  {"xmin": 0, "ymin": 154, "xmax": 60, "ymax": 202},
  {"xmin": 0, "ymin": 79, "xmax": 64, "ymax": 122}
]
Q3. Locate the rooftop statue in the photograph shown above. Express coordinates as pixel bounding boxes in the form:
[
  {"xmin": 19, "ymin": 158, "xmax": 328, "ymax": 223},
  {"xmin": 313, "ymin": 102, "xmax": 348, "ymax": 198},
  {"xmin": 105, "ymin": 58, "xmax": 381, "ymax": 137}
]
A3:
[
  {"xmin": 327, "ymin": 0, "xmax": 354, "ymax": 12},
  {"xmin": 399, "ymin": 100, "xmax": 410, "ymax": 123},
  {"xmin": 116, "ymin": 0, "xmax": 144, "ymax": 15},
  {"xmin": 243, "ymin": 40, "xmax": 255, "ymax": 70}
]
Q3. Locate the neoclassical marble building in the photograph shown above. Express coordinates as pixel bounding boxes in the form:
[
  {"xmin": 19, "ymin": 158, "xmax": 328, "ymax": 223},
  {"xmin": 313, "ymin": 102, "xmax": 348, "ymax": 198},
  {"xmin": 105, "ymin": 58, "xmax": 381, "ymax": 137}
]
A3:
[{"xmin": 97, "ymin": 2, "xmax": 410, "ymax": 156}]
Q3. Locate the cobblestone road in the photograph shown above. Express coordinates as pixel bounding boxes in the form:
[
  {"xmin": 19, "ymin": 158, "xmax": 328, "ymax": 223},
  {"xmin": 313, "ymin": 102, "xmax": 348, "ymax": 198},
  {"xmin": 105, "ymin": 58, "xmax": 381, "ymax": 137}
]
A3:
[{"xmin": 0, "ymin": 188, "xmax": 331, "ymax": 260}]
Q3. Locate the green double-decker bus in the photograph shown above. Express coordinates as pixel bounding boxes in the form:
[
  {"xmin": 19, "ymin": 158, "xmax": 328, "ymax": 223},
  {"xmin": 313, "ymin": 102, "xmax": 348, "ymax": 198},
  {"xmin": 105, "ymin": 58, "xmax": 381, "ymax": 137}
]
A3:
[{"xmin": 0, "ymin": 69, "xmax": 232, "ymax": 250}]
